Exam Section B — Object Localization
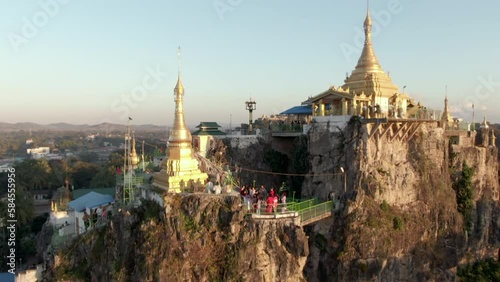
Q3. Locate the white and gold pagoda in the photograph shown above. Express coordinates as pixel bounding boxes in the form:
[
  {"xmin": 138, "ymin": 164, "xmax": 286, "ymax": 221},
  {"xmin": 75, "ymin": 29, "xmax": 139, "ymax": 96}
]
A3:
[{"xmin": 153, "ymin": 48, "xmax": 208, "ymax": 193}]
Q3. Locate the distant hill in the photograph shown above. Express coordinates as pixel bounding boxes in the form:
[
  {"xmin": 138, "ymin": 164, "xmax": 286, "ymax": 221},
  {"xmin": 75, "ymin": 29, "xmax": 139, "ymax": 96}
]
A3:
[{"xmin": 0, "ymin": 122, "xmax": 167, "ymax": 132}]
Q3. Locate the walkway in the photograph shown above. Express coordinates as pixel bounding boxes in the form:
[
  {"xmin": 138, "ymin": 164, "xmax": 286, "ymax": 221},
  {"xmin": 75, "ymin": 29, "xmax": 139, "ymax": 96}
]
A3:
[{"xmin": 247, "ymin": 198, "xmax": 334, "ymax": 226}]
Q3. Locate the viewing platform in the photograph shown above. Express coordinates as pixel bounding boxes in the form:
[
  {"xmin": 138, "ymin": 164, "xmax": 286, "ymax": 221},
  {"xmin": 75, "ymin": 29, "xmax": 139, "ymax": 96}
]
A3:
[{"xmin": 247, "ymin": 198, "xmax": 334, "ymax": 226}]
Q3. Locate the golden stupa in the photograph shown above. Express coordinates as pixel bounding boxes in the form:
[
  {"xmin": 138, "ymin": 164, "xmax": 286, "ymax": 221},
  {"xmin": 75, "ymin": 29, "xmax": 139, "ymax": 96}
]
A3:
[
  {"xmin": 440, "ymin": 95, "xmax": 453, "ymax": 129},
  {"xmin": 153, "ymin": 48, "xmax": 208, "ymax": 193},
  {"xmin": 341, "ymin": 10, "xmax": 399, "ymax": 99},
  {"xmin": 130, "ymin": 134, "xmax": 140, "ymax": 168}
]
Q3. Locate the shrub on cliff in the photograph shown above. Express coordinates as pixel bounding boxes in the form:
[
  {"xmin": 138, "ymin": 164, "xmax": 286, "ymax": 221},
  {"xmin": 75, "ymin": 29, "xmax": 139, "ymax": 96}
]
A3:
[
  {"xmin": 453, "ymin": 161, "xmax": 474, "ymax": 234},
  {"xmin": 457, "ymin": 257, "xmax": 500, "ymax": 281}
]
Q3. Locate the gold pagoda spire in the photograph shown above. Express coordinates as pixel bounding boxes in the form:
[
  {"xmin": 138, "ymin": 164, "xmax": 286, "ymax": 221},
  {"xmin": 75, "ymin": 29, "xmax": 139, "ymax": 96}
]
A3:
[
  {"xmin": 174, "ymin": 46, "xmax": 184, "ymax": 95},
  {"xmin": 342, "ymin": 6, "xmax": 399, "ymax": 98},
  {"xmin": 169, "ymin": 46, "xmax": 191, "ymax": 147},
  {"xmin": 441, "ymin": 94, "xmax": 453, "ymax": 127},
  {"xmin": 131, "ymin": 134, "xmax": 139, "ymax": 166}
]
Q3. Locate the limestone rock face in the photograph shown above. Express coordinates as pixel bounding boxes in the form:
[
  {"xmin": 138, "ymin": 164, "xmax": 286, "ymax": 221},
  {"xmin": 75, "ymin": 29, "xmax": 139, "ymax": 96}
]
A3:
[
  {"xmin": 303, "ymin": 117, "xmax": 500, "ymax": 281},
  {"xmin": 53, "ymin": 194, "xmax": 308, "ymax": 281}
]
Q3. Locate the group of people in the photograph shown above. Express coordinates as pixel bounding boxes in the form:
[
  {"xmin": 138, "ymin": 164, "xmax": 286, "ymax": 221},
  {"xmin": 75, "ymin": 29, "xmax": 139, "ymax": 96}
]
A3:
[
  {"xmin": 82, "ymin": 203, "xmax": 113, "ymax": 231},
  {"xmin": 240, "ymin": 184, "xmax": 287, "ymax": 214}
]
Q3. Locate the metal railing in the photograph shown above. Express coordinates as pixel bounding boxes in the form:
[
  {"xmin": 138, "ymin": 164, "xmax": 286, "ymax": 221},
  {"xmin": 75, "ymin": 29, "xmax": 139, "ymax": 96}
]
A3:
[
  {"xmin": 244, "ymin": 197, "xmax": 320, "ymax": 215},
  {"xmin": 269, "ymin": 123, "xmax": 304, "ymax": 132},
  {"xmin": 287, "ymin": 198, "xmax": 318, "ymax": 211},
  {"xmin": 244, "ymin": 200, "xmax": 289, "ymax": 214},
  {"xmin": 298, "ymin": 201, "xmax": 334, "ymax": 224}
]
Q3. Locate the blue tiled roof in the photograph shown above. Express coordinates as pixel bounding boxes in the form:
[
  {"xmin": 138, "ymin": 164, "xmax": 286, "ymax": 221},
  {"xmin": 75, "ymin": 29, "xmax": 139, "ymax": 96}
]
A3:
[{"xmin": 280, "ymin": 105, "xmax": 312, "ymax": 115}]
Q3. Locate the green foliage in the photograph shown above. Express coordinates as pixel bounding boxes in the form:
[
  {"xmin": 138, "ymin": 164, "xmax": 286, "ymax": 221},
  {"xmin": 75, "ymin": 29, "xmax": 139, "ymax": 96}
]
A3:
[
  {"xmin": 72, "ymin": 161, "xmax": 100, "ymax": 189},
  {"xmin": 141, "ymin": 199, "xmax": 163, "ymax": 222},
  {"xmin": 78, "ymin": 151, "xmax": 100, "ymax": 163},
  {"xmin": 15, "ymin": 186, "xmax": 35, "ymax": 226},
  {"xmin": 358, "ymin": 261, "xmax": 368, "ymax": 273},
  {"xmin": 184, "ymin": 215, "xmax": 201, "ymax": 234},
  {"xmin": 380, "ymin": 200, "xmax": 390, "ymax": 212},
  {"xmin": 392, "ymin": 216, "xmax": 403, "ymax": 230},
  {"xmin": 453, "ymin": 161, "xmax": 474, "ymax": 234},
  {"xmin": 14, "ymin": 159, "xmax": 53, "ymax": 190},
  {"xmin": 19, "ymin": 236, "xmax": 36, "ymax": 257},
  {"xmin": 90, "ymin": 166, "xmax": 117, "ymax": 188},
  {"xmin": 457, "ymin": 258, "xmax": 500, "ymax": 282}
]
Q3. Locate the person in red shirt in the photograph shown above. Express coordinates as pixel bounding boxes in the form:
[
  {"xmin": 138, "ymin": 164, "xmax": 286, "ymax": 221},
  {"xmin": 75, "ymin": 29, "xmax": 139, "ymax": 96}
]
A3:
[
  {"xmin": 266, "ymin": 195, "xmax": 274, "ymax": 213},
  {"xmin": 273, "ymin": 195, "xmax": 278, "ymax": 212}
]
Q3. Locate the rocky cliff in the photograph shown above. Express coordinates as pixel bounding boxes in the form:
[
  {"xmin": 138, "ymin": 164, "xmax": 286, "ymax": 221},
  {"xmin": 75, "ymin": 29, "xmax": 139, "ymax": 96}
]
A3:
[
  {"xmin": 303, "ymin": 117, "xmax": 499, "ymax": 281},
  {"xmin": 50, "ymin": 118, "xmax": 499, "ymax": 281},
  {"xmin": 52, "ymin": 194, "xmax": 308, "ymax": 281}
]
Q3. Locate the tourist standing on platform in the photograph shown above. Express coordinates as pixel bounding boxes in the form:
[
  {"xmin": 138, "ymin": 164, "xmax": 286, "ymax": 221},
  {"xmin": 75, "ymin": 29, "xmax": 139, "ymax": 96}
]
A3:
[
  {"xmin": 266, "ymin": 195, "xmax": 274, "ymax": 213},
  {"xmin": 205, "ymin": 178, "xmax": 214, "ymax": 194},
  {"xmin": 281, "ymin": 192, "xmax": 287, "ymax": 212},
  {"xmin": 259, "ymin": 185, "xmax": 268, "ymax": 201},
  {"xmin": 273, "ymin": 194, "xmax": 278, "ymax": 213},
  {"xmin": 245, "ymin": 192, "xmax": 252, "ymax": 211},
  {"xmin": 214, "ymin": 182, "xmax": 221, "ymax": 194},
  {"xmin": 249, "ymin": 186, "xmax": 255, "ymax": 198},
  {"xmin": 83, "ymin": 211, "xmax": 90, "ymax": 230}
]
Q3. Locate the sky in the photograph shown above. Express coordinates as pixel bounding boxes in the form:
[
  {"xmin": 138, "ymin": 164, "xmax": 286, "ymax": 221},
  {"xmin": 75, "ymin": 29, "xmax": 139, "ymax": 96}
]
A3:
[{"xmin": 1, "ymin": 0, "xmax": 499, "ymax": 128}]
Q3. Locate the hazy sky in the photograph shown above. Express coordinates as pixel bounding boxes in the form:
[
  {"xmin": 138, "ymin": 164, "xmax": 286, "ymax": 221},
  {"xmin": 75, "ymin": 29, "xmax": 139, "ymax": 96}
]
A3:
[{"xmin": 1, "ymin": 0, "xmax": 499, "ymax": 127}]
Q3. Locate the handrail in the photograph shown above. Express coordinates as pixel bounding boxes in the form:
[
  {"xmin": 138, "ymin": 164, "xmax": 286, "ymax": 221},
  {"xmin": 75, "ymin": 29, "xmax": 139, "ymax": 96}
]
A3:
[
  {"xmin": 298, "ymin": 201, "xmax": 333, "ymax": 224},
  {"xmin": 244, "ymin": 197, "xmax": 321, "ymax": 215},
  {"xmin": 287, "ymin": 198, "xmax": 318, "ymax": 211}
]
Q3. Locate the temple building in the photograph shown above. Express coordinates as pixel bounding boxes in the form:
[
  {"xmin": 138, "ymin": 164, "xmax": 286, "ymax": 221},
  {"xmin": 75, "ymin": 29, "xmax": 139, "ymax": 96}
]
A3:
[
  {"xmin": 308, "ymin": 9, "xmax": 418, "ymax": 119},
  {"xmin": 153, "ymin": 49, "xmax": 208, "ymax": 193},
  {"xmin": 192, "ymin": 122, "xmax": 226, "ymax": 158}
]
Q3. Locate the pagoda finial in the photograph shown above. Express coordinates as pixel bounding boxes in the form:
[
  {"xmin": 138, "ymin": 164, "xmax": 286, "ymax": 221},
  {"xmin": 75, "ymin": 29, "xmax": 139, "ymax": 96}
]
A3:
[
  {"xmin": 480, "ymin": 115, "xmax": 489, "ymax": 129},
  {"xmin": 177, "ymin": 46, "xmax": 181, "ymax": 74},
  {"xmin": 175, "ymin": 46, "xmax": 184, "ymax": 95},
  {"xmin": 364, "ymin": 1, "xmax": 372, "ymax": 45}
]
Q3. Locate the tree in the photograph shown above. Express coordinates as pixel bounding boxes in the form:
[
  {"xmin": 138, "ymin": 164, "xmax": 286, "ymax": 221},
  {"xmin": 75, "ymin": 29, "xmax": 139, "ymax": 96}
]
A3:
[
  {"xmin": 15, "ymin": 185, "xmax": 35, "ymax": 226},
  {"xmin": 13, "ymin": 159, "xmax": 52, "ymax": 191},
  {"xmin": 78, "ymin": 151, "xmax": 100, "ymax": 164},
  {"xmin": 90, "ymin": 166, "xmax": 116, "ymax": 188},
  {"xmin": 454, "ymin": 161, "xmax": 474, "ymax": 234},
  {"xmin": 457, "ymin": 258, "xmax": 500, "ymax": 281},
  {"xmin": 71, "ymin": 162, "xmax": 99, "ymax": 189}
]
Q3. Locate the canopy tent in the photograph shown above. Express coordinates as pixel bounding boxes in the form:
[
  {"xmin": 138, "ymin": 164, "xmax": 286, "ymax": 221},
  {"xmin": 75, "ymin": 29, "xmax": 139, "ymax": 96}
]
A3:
[{"xmin": 68, "ymin": 191, "xmax": 114, "ymax": 212}]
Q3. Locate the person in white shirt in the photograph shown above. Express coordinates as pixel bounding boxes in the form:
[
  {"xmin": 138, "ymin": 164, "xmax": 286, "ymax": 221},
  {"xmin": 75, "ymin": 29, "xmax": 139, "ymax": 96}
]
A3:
[{"xmin": 214, "ymin": 182, "xmax": 221, "ymax": 194}]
